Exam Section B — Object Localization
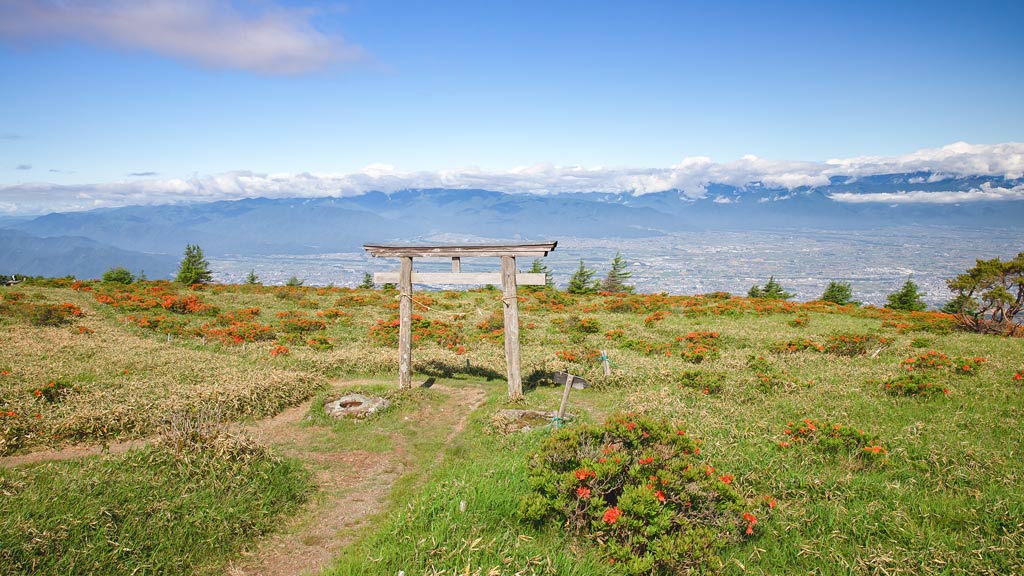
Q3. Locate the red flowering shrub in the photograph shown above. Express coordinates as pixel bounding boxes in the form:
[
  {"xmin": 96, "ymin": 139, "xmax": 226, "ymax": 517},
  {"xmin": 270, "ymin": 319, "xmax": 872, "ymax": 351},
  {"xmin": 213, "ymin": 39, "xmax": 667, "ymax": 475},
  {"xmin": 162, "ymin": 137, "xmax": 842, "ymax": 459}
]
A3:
[
  {"xmin": 677, "ymin": 369, "xmax": 726, "ymax": 394},
  {"xmin": 900, "ymin": 351, "xmax": 985, "ymax": 377},
  {"xmin": 643, "ymin": 310, "xmax": 668, "ymax": 326},
  {"xmin": 823, "ymin": 332, "xmax": 888, "ymax": 356},
  {"xmin": 521, "ymin": 413, "xmax": 766, "ymax": 574},
  {"xmin": 953, "ymin": 357, "xmax": 986, "ymax": 375},
  {"xmin": 474, "ymin": 312, "xmax": 506, "ymax": 344},
  {"xmin": 368, "ymin": 314, "xmax": 463, "ymax": 349},
  {"xmin": 269, "ymin": 345, "xmax": 290, "ymax": 357},
  {"xmin": 33, "ymin": 379, "xmax": 75, "ymax": 403},
  {"xmin": 306, "ymin": 335, "xmax": 334, "ymax": 351},
  {"xmin": 780, "ymin": 418, "xmax": 886, "ymax": 462},
  {"xmin": 771, "ymin": 338, "xmax": 824, "ymax": 353},
  {"xmin": 674, "ymin": 331, "xmax": 721, "ymax": 363},
  {"xmin": 619, "ymin": 338, "xmax": 671, "ymax": 357},
  {"xmin": 276, "ymin": 310, "xmax": 327, "ymax": 333},
  {"xmin": 554, "ymin": 315, "xmax": 601, "ymax": 338},
  {"xmin": 788, "ymin": 314, "xmax": 810, "ymax": 327},
  {"xmin": 746, "ymin": 355, "xmax": 810, "ymax": 391},
  {"xmin": 1, "ymin": 293, "xmax": 85, "ymax": 327},
  {"xmin": 901, "ymin": 350, "xmax": 953, "ymax": 371},
  {"xmin": 316, "ymin": 307, "xmax": 352, "ymax": 321},
  {"xmin": 882, "ymin": 373, "xmax": 948, "ymax": 397},
  {"xmin": 555, "ymin": 349, "xmax": 579, "ymax": 362}
]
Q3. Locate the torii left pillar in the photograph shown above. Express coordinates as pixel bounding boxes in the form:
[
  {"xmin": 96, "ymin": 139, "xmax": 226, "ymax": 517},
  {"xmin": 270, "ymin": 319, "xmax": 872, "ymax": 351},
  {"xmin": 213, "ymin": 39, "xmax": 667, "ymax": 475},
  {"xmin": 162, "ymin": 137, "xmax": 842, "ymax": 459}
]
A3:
[{"xmin": 397, "ymin": 256, "xmax": 413, "ymax": 389}]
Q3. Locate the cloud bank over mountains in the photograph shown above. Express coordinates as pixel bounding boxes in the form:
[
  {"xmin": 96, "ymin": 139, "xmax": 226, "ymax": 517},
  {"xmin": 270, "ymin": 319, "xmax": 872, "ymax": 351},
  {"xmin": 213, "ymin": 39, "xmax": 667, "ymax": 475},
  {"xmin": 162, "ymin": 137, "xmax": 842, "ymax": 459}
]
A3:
[{"xmin": 2, "ymin": 142, "xmax": 1023, "ymax": 215}]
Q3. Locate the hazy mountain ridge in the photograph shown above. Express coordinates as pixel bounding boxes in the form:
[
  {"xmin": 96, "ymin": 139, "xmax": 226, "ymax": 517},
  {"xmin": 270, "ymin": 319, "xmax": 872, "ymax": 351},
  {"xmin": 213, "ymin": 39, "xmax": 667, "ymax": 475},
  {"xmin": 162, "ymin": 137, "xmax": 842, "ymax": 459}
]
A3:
[
  {"xmin": 2, "ymin": 171, "xmax": 1022, "ymax": 279},
  {"xmin": 0, "ymin": 229, "xmax": 177, "ymax": 279}
]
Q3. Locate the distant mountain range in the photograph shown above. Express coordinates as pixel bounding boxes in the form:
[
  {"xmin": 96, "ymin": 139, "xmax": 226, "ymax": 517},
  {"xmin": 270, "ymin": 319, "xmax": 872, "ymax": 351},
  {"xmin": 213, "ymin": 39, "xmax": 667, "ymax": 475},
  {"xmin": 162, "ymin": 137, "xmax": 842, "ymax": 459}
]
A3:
[
  {"xmin": 2, "ymin": 171, "xmax": 1022, "ymax": 279},
  {"xmin": 0, "ymin": 229, "xmax": 178, "ymax": 279}
]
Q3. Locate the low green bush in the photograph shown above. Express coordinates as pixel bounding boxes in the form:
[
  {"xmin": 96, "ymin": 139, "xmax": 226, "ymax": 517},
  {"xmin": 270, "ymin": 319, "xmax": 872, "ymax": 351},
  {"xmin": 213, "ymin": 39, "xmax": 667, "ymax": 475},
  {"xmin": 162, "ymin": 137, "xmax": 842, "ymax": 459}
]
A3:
[{"xmin": 520, "ymin": 413, "xmax": 759, "ymax": 574}]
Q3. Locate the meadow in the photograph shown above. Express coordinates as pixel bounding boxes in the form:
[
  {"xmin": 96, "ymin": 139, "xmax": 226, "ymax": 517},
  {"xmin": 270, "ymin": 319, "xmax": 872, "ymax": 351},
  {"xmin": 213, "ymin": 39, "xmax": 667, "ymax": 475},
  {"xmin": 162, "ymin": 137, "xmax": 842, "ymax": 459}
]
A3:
[{"xmin": 1, "ymin": 279, "xmax": 1022, "ymax": 575}]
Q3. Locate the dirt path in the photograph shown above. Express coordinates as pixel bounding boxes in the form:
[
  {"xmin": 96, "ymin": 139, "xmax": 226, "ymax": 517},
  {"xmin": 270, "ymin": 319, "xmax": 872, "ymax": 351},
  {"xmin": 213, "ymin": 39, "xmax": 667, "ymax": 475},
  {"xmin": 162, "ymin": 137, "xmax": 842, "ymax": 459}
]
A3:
[
  {"xmin": 1, "ymin": 380, "xmax": 488, "ymax": 576},
  {"xmin": 0, "ymin": 437, "xmax": 149, "ymax": 467},
  {"xmin": 225, "ymin": 382, "xmax": 487, "ymax": 576}
]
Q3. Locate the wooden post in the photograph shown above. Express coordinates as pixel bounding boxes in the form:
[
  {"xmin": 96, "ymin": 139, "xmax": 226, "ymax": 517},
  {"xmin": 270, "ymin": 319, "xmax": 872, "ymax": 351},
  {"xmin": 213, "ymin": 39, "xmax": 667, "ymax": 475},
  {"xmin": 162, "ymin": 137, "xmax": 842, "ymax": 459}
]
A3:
[
  {"xmin": 557, "ymin": 373, "xmax": 575, "ymax": 422},
  {"xmin": 451, "ymin": 257, "xmax": 461, "ymax": 273},
  {"xmin": 601, "ymin": 349, "xmax": 611, "ymax": 376},
  {"xmin": 501, "ymin": 255, "xmax": 522, "ymax": 400},
  {"xmin": 398, "ymin": 256, "xmax": 413, "ymax": 389}
]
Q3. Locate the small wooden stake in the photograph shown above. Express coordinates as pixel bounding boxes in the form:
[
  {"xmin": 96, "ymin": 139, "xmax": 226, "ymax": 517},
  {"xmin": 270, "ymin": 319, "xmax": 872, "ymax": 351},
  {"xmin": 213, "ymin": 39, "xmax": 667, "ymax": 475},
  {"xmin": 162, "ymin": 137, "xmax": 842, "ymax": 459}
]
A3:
[
  {"xmin": 601, "ymin": 349, "xmax": 611, "ymax": 376},
  {"xmin": 557, "ymin": 373, "xmax": 575, "ymax": 421}
]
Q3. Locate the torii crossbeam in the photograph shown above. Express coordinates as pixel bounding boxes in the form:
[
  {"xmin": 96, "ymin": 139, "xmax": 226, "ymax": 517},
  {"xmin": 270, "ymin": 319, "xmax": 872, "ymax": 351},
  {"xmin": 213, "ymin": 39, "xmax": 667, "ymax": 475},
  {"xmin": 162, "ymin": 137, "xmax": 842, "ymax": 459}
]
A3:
[{"xmin": 364, "ymin": 242, "xmax": 557, "ymax": 400}]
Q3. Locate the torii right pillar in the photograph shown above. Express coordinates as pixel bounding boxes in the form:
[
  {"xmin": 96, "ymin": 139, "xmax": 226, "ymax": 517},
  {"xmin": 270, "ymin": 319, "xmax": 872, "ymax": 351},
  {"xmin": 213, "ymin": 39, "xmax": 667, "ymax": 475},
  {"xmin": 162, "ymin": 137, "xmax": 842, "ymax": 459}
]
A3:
[{"xmin": 501, "ymin": 255, "xmax": 523, "ymax": 400}]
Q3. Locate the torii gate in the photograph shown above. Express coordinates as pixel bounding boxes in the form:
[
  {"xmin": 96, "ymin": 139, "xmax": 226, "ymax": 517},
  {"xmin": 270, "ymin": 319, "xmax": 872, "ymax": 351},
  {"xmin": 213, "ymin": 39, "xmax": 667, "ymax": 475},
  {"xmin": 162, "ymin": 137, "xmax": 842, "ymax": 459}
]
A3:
[{"xmin": 364, "ymin": 242, "xmax": 558, "ymax": 400}]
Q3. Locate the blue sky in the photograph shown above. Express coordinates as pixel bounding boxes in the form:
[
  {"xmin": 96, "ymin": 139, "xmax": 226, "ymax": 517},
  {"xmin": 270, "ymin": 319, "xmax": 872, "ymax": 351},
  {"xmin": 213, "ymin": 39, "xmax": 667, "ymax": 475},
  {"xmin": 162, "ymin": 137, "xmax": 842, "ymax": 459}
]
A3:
[{"xmin": 1, "ymin": 0, "xmax": 1023, "ymax": 211}]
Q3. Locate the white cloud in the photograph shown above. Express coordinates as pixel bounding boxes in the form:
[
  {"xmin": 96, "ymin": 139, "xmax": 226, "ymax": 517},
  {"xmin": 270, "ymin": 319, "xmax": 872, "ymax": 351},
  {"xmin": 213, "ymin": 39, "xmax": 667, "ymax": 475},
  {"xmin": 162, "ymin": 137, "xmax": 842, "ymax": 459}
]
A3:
[
  {"xmin": 2, "ymin": 141, "xmax": 1023, "ymax": 214},
  {"xmin": 0, "ymin": 0, "xmax": 362, "ymax": 74},
  {"xmin": 830, "ymin": 182, "xmax": 1024, "ymax": 204},
  {"xmin": 825, "ymin": 141, "xmax": 1024, "ymax": 180}
]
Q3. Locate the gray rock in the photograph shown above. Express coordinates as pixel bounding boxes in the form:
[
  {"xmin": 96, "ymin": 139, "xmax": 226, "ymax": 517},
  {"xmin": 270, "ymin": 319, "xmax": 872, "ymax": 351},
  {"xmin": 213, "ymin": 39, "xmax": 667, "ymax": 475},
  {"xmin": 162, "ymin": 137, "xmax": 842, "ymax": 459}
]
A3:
[{"xmin": 323, "ymin": 394, "xmax": 391, "ymax": 419}]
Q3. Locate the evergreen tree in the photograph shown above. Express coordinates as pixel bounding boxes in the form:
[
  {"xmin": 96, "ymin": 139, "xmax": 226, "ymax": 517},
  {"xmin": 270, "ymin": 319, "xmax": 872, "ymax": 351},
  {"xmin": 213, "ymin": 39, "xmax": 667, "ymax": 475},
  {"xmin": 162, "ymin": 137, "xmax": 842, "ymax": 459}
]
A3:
[
  {"xmin": 101, "ymin": 266, "xmax": 134, "ymax": 284},
  {"xmin": 940, "ymin": 293, "xmax": 977, "ymax": 315},
  {"xmin": 245, "ymin": 269, "xmax": 260, "ymax": 285},
  {"xmin": 885, "ymin": 276, "xmax": 927, "ymax": 311},
  {"xmin": 285, "ymin": 276, "xmax": 304, "ymax": 287},
  {"xmin": 748, "ymin": 276, "xmax": 793, "ymax": 300},
  {"xmin": 359, "ymin": 272, "xmax": 375, "ymax": 289},
  {"xmin": 602, "ymin": 251, "xmax": 634, "ymax": 293},
  {"xmin": 137, "ymin": 269, "xmax": 147, "ymax": 282},
  {"xmin": 567, "ymin": 259, "xmax": 599, "ymax": 294},
  {"xmin": 525, "ymin": 258, "xmax": 555, "ymax": 290},
  {"xmin": 820, "ymin": 281, "xmax": 857, "ymax": 305},
  {"xmin": 175, "ymin": 244, "xmax": 213, "ymax": 285},
  {"xmin": 946, "ymin": 252, "xmax": 1024, "ymax": 324}
]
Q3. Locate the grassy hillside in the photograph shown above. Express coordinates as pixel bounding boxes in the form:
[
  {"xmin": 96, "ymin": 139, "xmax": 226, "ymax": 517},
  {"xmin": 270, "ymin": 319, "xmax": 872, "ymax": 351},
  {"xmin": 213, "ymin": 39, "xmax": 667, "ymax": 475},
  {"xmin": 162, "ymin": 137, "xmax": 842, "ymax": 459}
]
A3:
[{"xmin": 1, "ymin": 279, "xmax": 1022, "ymax": 574}]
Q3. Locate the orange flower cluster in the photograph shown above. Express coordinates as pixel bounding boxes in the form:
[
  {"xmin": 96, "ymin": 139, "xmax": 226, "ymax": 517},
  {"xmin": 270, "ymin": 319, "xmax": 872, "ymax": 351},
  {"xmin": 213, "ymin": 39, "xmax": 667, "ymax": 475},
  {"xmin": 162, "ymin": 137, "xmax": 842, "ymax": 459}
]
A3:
[
  {"xmin": 901, "ymin": 350, "xmax": 953, "ymax": 371},
  {"xmin": 602, "ymin": 507, "xmax": 622, "ymax": 524}
]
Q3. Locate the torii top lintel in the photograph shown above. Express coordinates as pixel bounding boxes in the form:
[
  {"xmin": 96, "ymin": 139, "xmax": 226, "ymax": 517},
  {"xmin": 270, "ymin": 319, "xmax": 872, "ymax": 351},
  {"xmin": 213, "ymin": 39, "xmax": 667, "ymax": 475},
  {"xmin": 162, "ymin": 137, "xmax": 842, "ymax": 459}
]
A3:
[{"xmin": 362, "ymin": 242, "xmax": 557, "ymax": 259}]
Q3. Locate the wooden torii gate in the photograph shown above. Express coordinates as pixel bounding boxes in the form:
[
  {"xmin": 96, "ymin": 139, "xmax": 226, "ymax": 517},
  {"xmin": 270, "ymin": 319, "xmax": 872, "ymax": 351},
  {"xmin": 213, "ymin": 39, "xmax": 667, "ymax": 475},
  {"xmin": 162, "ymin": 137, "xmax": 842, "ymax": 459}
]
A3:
[{"xmin": 364, "ymin": 242, "xmax": 558, "ymax": 399}]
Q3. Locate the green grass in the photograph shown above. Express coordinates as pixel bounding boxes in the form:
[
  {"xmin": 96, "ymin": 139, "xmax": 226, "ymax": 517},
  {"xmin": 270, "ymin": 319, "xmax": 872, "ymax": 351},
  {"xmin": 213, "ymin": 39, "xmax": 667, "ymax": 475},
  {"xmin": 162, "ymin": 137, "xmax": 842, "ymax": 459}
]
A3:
[
  {"xmin": 0, "ymin": 444, "xmax": 311, "ymax": 575},
  {"xmin": 325, "ymin": 388, "xmax": 615, "ymax": 576},
  {"xmin": 2, "ymin": 281, "xmax": 1023, "ymax": 574}
]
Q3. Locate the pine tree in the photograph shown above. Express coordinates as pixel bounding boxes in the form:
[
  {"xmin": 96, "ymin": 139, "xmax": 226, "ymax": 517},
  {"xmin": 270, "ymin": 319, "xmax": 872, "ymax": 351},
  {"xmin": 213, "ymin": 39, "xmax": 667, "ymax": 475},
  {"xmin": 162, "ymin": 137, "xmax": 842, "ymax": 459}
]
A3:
[
  {"xmin": 175, "ymin": 244, "xmax": 213, "ymax": 285},
  {"xmin": 525, "ymin": 258, "xmax": 554, "ymax": 290},
  {"xmin": 748, "ymin": 276, "xmax": 793, "ymax": 300},
  {"xmin": 245, "ymin": 269, "xmax": 260, "ymax": 285},
  {"xmin": 885, "ymin": 276, "xmax": 927, "ymax": 311},
  {"xmin": 285, "ymin": 276, "xmax": 304, "ymax": 287},
  {"xmin": 940, "ymin": 293, "xmax": 977, "ymax": 315},
  {"xmin": 602, "ymin": 251, "xmax": 634, "ymax": 293},
  {"xmin": 359, "ymin": 272, "xmax": 375, "ymax": 289},
  {"xmin": 820, "ymin": 281, "xmax": 856, "ymax": 305},
  {"xmin": 567, "ymin": 259, "xmax": 599, "ymax": 295}
]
